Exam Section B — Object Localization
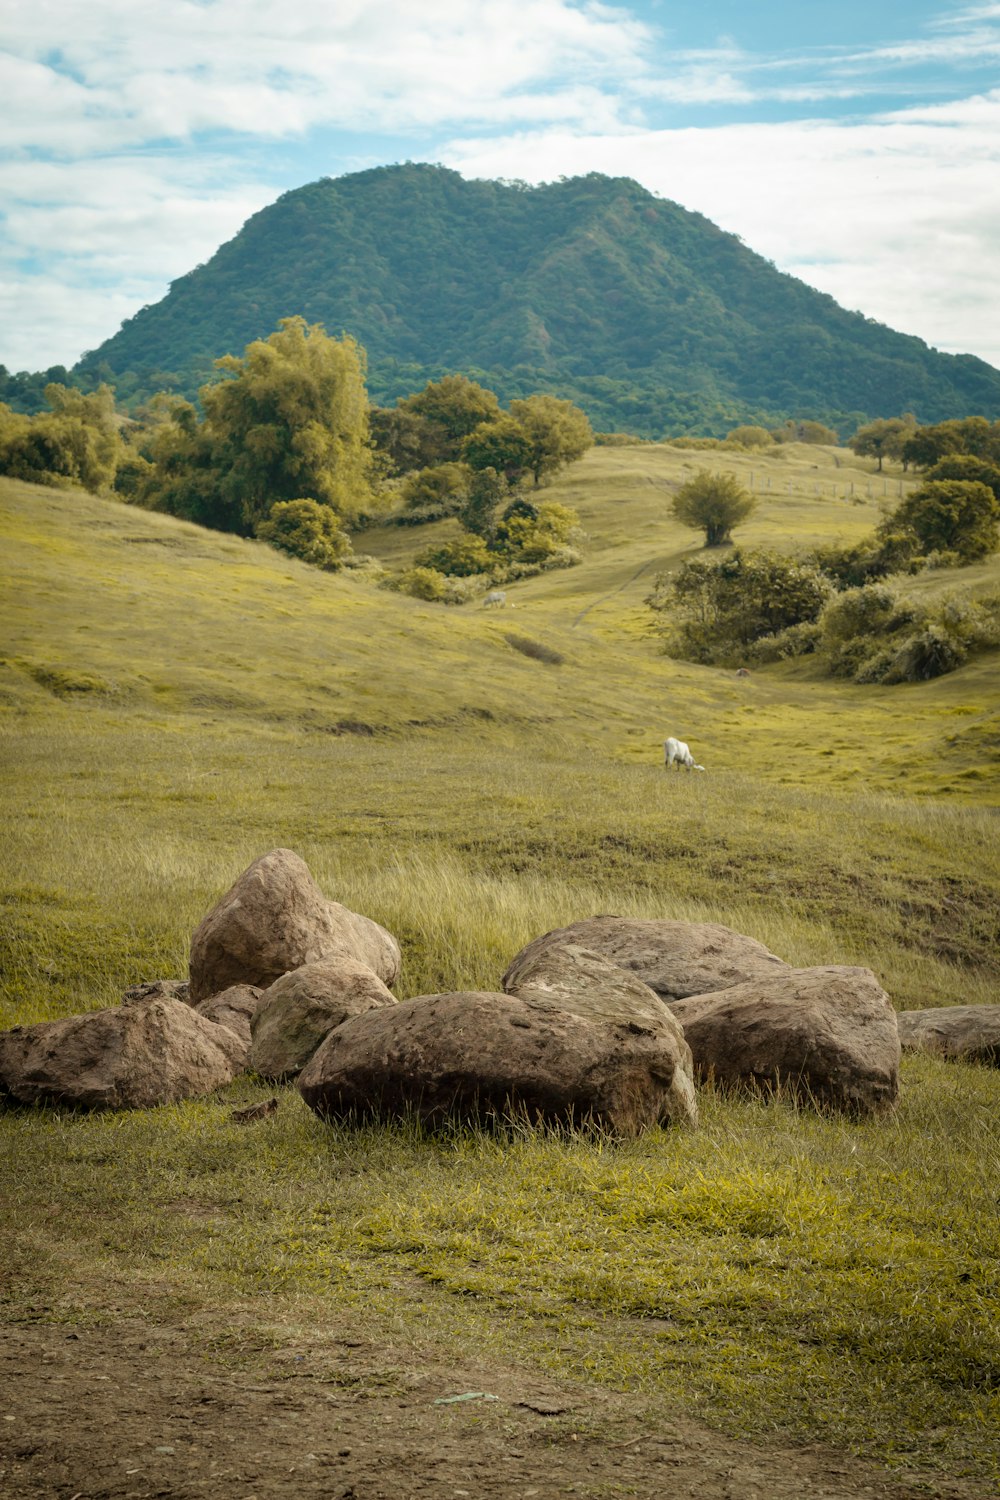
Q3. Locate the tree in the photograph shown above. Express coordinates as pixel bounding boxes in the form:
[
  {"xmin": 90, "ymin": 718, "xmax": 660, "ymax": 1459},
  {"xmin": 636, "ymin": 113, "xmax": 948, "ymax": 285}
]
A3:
[
  {"xmin": 254, "ymin": 498, "xmax": 352, "ymax": 570},
  {"xmin": 138, "ymin": 319, "xmax": 374, "ymax": 535},
  {"xmin": 848, "ymin": 417, "xmax": 914, "ymax": 471},
  {"xmin": 395, "ymin": 375, "xmax": 502, "ymax": 466},
  {"xmin": 399, "ymin": 462, "xmax": 470, "ymax": 519},
  {"xmin": 202, "ymin": 318, "xmax": 373, "ymax": 530},
  {"xmin": 670, "ymin": 469, "xmax": 756, "ymax": 546},
  {"xmin": 902, "ymin": 417, "xmax": 1000, "ymax": 470},
  {"xmin": 507, "ymin": 395, "xmax": 593, "ymax": 484},
  {"xmin": 924, "ymin": 453, "xmax": 1000, "ymax": 502},
  {"xmin": 463, "ymin": 415, "xmax": 535, "ymax": 484},
  {"xmin": 0, "ymin": 383, "xmax": 120, "ymax": 492},
  {"xmin": 885, "ymin": 480, "xmax": 1000, "ymax": 563}
]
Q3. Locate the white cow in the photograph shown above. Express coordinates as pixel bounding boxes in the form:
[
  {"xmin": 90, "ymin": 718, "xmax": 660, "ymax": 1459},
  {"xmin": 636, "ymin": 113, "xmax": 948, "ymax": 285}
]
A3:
[
  {"xmin": 483, "ymin": 590, "xmax": 507, "ymax": 608},
  {"xmin": 664, "ymin": 736, "xmax": 705, "ymax": 771}
]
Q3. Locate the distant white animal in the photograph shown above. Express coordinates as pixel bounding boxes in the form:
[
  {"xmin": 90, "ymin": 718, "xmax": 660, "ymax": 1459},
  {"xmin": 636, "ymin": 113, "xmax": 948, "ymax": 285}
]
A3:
[
  {"xmin": 483, "ymin": 590, "xmax": 507, "ymax": 608},
  {"xmin": 664, "ymin": 736, "xmax": 705, "ymax": 771}
]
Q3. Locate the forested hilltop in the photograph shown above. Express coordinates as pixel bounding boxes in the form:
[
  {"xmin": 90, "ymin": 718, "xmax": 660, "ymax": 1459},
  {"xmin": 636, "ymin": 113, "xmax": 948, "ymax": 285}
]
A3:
[{"xmin": 68, "ymin": 164, "xmax": 1000, "ymax": 437}]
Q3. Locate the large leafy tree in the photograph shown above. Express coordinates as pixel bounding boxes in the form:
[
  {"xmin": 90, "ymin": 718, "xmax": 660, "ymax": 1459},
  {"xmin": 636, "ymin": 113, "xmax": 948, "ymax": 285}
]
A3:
[
  {"xmin": 138, "ymin": 319, "xmax": 374, "ymax": 534},
  {"xmin": 886, "ymin": 479, "xmax": 1000, "ymax": 562},
  {"xmin": 848, "ymin": 417, "xmax": 914, "ymax": 471},
  {"xmin": 394, "ymin": 375, "xmax": 502, "ymax": 467},
  {"xmin": 507, "ymin": 395, "xmax": 593, "ymax": 484},
  {"xmin": 670, "ymin": 469, "xmax": 756, "ymax": 546}
]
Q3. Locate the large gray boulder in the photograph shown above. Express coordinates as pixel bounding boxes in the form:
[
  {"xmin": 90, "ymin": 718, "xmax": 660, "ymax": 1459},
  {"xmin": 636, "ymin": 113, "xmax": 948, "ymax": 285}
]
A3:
[
  {"xmin": 195, "ymin": 984, "xmax": 263, "ymax": 1048},
  {"xmin": 188, "ymin": 849, "xmax": 401, "ymax": 1004},
  {"xmin": 298, "ymin": 988, "xmax": 698, "ymax": 1136},
  {"xmin": 0, "ymin": 995, "xmax": 246, "ymax": 1111},
  {"xmin": 250, "ymin": 957, "xmax": 396, "ymax": 1082},
  {"xmin": 897, "ymin": 1005, "xmax": 1000, "ymax": 1066},
  {"xmin": 503, "ymin": 917, "xmax": 789, "ymax": 1003},
  {"xmin": 670, "ymin": 965, "xmax": 900, "ymax": 1114}
]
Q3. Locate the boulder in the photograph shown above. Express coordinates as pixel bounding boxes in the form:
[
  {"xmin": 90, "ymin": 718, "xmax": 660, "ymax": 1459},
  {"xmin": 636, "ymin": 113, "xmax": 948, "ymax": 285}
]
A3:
[
  {"xmin": 298, "ymin": 989, "xmax": 698, "ymax": 1136},
  {"xmin": 250, "ymin": 958, "xmax": 396, "ymax": 1082},
  {"xmin": 670, "ymin": 965, "xmax": 900, "ymax": 1114},
  {"xmin": 188, "ymin": 849, "xmax": 401, "ymax": 1004},
  {"xmin": 122, "ymin": 979, "xmax": 191, "ymax": 1006},
  {"xmin": 503, "ymin": 917, "xmax": 789, "ymax": 1003},
  {"xmin": 0, "ymin": 995, "xmax": 246, "ymax": 1111},
  {"xmin": 195, "ymin": 984, "xmax": 263, "ymax": 1048},
  {"xmin": 897, "ymin": 1005, "xmax": 1000, "ymax": 1066}
]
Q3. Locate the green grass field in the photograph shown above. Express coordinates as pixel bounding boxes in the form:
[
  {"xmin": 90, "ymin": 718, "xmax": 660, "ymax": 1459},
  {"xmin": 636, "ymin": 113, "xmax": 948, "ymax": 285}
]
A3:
[{"xmin": 2, "ymin": 445, "xmax": 999, "ymax": 1490}]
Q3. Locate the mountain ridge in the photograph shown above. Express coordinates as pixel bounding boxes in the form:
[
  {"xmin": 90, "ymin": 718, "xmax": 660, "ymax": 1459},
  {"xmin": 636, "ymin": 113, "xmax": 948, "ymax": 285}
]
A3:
[{"xmin": 75, "ymin": 163, "xmax": 1000, "ymax": 436}]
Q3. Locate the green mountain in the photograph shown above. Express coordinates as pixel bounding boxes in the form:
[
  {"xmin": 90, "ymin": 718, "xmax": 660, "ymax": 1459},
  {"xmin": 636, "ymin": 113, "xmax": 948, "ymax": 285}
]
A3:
[{"xmin": 76, "ymin": 164, "xmax": 1000, "ymax": 437}]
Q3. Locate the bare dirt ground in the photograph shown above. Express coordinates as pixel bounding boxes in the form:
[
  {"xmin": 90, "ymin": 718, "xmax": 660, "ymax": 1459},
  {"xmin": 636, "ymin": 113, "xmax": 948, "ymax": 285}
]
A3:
[{"xmin": 1, "ymin": 1312, "xmax": 989, "ymax": 1500}]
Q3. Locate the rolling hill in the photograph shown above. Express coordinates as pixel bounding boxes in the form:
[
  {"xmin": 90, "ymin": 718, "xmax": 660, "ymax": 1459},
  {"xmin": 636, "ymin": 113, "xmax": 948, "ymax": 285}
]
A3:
[{"xmin": 74, "ymin": 164, "xmax": 1000, "ymax": 436}]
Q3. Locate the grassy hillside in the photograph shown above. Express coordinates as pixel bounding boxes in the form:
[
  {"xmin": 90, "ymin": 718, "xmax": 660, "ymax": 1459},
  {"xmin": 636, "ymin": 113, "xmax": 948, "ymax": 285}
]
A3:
[
  {"xmin": 2, "ymin": 451, "xmax": 999, "ymax": 1489},
  {"xmin": 74, "ymin": 165, "xmax": 1000, "ymax": 434}
]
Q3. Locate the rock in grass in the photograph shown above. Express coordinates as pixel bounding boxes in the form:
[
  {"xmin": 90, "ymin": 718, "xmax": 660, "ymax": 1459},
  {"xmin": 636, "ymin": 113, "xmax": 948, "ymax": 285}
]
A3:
[
  {"xmin": 298, "ymin": 989, "xmax": 698, "ymax": 1136},
  {"xmin": 188, "ymin": 848, "xmax": 401, "ymax": 1004},
  {"xmin": 250, "ymin": 958, "xmax": 396, "ymax": 1082},
  {"xmin": 195, "ymin": 984, "xmax": 263, "ymax": 1047},
  {"xmin": 0, "ymin": 996, "xmax": 246, "ymax": 1111},
  {"xmin": 502, "ymin": 941, "xmax": 696, "ymax": 1125},
  {"xmin": 897, "ymin": 1005, "xmax": 1000, "ymax": 1066},
  {"xmin": 669, "ymin": 966, "xmax": 900, "ymax": 1114},
  {"xmin": 503, "ymin": 917, "xmax": 789, "ymax": 1003}
]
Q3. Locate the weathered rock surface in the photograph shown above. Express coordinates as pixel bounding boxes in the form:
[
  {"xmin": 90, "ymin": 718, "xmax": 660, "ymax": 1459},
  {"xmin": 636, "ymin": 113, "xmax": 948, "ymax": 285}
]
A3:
[
  {"xmin": 670, "ymin": 965, "xmax": 900, "ymax": 1113},
  {"xmin": 0, "ymin": 995, "xmax": 247, "ymax": 1110},
  {"xmin": 298, "ymin": 988, "xmax": 698, "ymax": 1135},
  {"xmin": 195, "ymin": 984, "xmax": 263, "ymax": 1048},
  {"xmin": 250, "ymin": 958, "xmax": 396, "ymax": 1082},
  {"xmin": 502, "ymin": 941, "xmax": 696, "ymax": 1122},
  {"xmin": 897, "ymin": 1005, "xmax": 1000, "ymax": 1066},
  {"xmin": 188, "ymin": 849, "xmax": 401, "ymax": 1004},
  {"xmin": 503, "ymin": 917, "xmax": 789, "ymax": 1004},
  {"xmin": 123, "ymin": 979, "xmax": 191, "ymax": 1006}
]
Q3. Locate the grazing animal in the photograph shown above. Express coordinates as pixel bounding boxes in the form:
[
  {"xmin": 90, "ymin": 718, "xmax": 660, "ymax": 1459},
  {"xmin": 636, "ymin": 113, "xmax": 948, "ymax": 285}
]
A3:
[
  {"xmin": 483, "ymin": 590, "xmax": 506, "ymax": 608},
  {"xmin": 664, "ymin": 736, "xmax": 705, "ymax": 772}
]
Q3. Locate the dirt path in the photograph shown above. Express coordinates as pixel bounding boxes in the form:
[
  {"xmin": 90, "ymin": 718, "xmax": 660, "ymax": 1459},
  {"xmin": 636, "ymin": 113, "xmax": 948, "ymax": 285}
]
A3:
[{"xmin": 1, "ymin": 1316, "xmax": 984, "ymax": 1500}]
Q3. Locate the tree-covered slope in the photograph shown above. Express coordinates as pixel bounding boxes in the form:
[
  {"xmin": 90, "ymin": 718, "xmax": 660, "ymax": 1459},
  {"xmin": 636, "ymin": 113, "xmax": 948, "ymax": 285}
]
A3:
[{"xmin": 76, "ymin": 164, "xmax": 1000, "ymax": 436}]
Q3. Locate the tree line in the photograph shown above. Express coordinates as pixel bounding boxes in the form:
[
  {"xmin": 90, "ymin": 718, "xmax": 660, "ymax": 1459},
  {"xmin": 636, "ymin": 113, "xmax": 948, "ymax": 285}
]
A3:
[{"xmin": 0, "ymin": 318, "xmax": 593, "ymax": 591}]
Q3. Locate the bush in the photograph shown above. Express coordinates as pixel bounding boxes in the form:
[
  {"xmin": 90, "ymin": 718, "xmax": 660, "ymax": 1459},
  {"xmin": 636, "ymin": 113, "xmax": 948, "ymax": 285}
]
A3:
[
  {"xmin": 415, "ymin": 533, "xmax": 495, "ymax": 577},
  {"xmin": 725, "ymin": 425, "xmax": 772, "ymax": 450},
  {"xmin": 254, "ymin": 498, "xmax": 352, "ymax": 570},
  {"xmin": 399, "ymin": 462, "xmax": 471, "ymax": 519},
  {"xmin": 745, "ymin": 621, "xmax": 822, "ymax": 664},
  {"xmin": 394, "ymin": 566, "xmax": 449, "ymax": 601}
]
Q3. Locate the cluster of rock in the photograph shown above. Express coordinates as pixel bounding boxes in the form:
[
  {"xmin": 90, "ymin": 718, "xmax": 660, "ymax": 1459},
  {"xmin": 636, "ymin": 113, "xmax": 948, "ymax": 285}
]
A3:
[{"xmin": 1, "ymin": 849, "xmax": 995, "ymax": 1131}]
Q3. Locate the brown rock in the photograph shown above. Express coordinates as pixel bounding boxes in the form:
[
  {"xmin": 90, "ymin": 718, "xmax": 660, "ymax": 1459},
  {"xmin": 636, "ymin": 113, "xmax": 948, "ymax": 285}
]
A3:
[
  {"xmin": 897, "ymin": 1005, "xmax": 1000, "ymax": 1066},
  {"xmin": 503, "ymin": 917, "xmax": 789, "ymax": 1003},
  {"xmin": 298, "ymin": 989, "xmax": 698, "ymax": 1136},
  {"xmin": 503, "ymin": 941, "xmax": 696, "ymax": 1126},
  {"xmin": 670, "ymin": 965, "xmax": 900, "ymax": 1114},
  {"xmin": 250, "ymin": 958, "xmax": 396, "ymax": 1082},
  {"xmin": 188, "ymin": 849, "xmax": 401, "ymax": 1004},
  {"xmin": 0, "ymin": 996, "xmax": 246, "ymax": 1111},
  {"xmin": 195, "ymin": 984, "xmax": 263, "ymax": 1047}
]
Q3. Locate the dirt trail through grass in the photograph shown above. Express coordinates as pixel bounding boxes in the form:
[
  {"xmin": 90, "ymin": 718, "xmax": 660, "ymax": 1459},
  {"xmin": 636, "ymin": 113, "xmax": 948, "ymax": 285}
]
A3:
[
  {"xmin": 570, "ymin": 558, "xmax": 657, "ymax": 628},
  {"xmin": 2, "ymin": 1313, "xmax": 982, "ymax": 1500}
]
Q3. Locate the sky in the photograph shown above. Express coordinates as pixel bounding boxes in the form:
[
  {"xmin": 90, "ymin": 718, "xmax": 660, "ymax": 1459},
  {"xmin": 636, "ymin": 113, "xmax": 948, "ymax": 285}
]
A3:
[{"xmin": 1, "ymin": 0, "xmax": 999, "ymax": 376}]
